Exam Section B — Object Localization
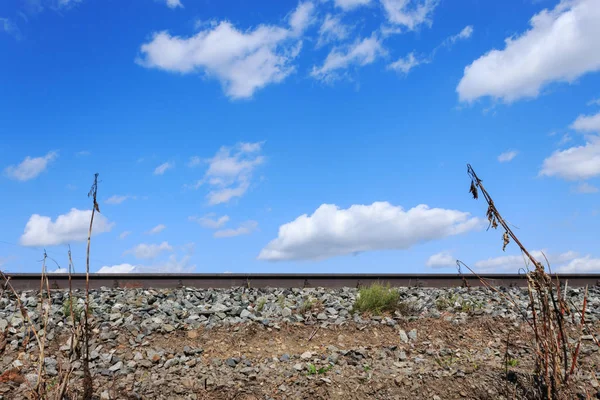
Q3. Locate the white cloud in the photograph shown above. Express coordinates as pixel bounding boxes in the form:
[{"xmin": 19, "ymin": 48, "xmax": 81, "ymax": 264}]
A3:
[
  {"xmin": 388, "ymin": 52, "xmax": 422, "ymax": 74},
  {"xmin": 540, "ymin": 136, "xmax": 600, "ymax": 180},
  {"xmin": 473, "ymin": 250, "xmax": 578, "ymax": 273},
  {"xmin": 119, "ymin": 231, "xmax": 132, "ymax": 240},
  {"xmin": 189, "ymin": 213, "xmax": 230, "ymax": 229},
  {"xmin": 258, "ymin": 202, "xmax": 482, "ymax": 261},
  {"xmin": 165, "ymin": 0, "xmax": 183, "ymax": 8},
  {"xmin": 587, "ymin": 97, "xmax": 600, "ymax": 106},
  {"xmin": 207, "ymin": 181, "xmax": 250, "ymax": 205},
  {"xmin": 457, "ymin": 0, "xmax": 600, "ymax": 103},
  {"xmin": 97, "ymin": 263, "xmax": 137, "ymax": 274},
  {"xmin": 4, "ymin": 151, "xmax": 58, "ymax": 181},
  {"xmin": 317, "ymin": 14, "xmax": 349, "ymax": 47},
  {"xmin": 334, "ymin": 0, "xmax": 371, "ymax": 11},
  {"xmin": 125, "ymin": 241, "xmax": 173, "ymax": 259},
  {"xmin": 97, "ymin": 255, "xmax": 195, "ymax": 273},
  {"xmin": 570, "ymin": 111, "xmax": 600, "ymax": 133},
  {"xmin": 446, "ymin": 25, "xmax": 473, "ymax": 44},
  {"xmin": 154, "ymin": 162, "xmax": 174, "ymax": 175},
  {"xmin": 426, "ymin": 251, "xmax": 455, "ymax": 268},
  {"xmin": 137, "ymin": 2, "xmax": 312, "ymax": 99},
  {"xmin": 381, "ymin": 0, "xmax": 439, "ymax": 30},
  {"xmin": 188, "ymin": 142, "xmax": 265, "ymax": 205},
  {"xmin": 20, "ymin": 208, "xmax": 114, "ymax": 247},
  {"xmin": 289, "ymin": 2, "xmax": 316, "ymax": 35},
  {"xmin": 146, "ymin": 224, "xmax": 166, "ymax": 235},
  {"xmin": 214, "ymin": 220, "xmax": 258, "ymax": 238},
  {"xmin": 573, "ymin": 182, "xmax": 599, "ymax": 193},
  {"xmin": 48, "ymin": 268, "xmax": 67, "ymax": 273},
  {"xmin": 498, "ymin": 150, "xmax": 518, "ymax": 163},
  {"xmin": 76, "ymin": 150, "xmax": 90, "ymax": 157},
  {"xmin": 311, "ymin": 35, "xmax": 384, "ymax": 81},
  {"xmin": 555, "ymin": 255, "xmax": 600, "ymax": 273},
  {"xmin": 105, "ymin": 195, "xmax": 135, "ymax": 205}
]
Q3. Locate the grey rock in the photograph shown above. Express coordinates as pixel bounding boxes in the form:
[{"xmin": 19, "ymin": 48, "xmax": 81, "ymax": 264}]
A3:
[
  {"xmin": 282, "ymin": 308, "xmax": 292, "ymax": 318},
  {"xmin": 408, "ymin": 329, "xmax": 417, "ymax": 341},
  {"xmin": 293, "ymin": 363, "xmax": 304, "ymax": 371},
  {"xmin": 226, "ymin": 358, "xmax": 238, "ymax": 367},
  {"xmin": 300, "ymin": 351, "xmax": 312, "ymax": 360},
  {"xmin": 280, "ymin": 354, "xmax": 290, "ymax": 362},
  {"xmin": 317, "ymin": 313, "xmax": 328, "ymax": 320},
  {"xmin": 164, "ymin": 358, "xmax": 179, "ymax": 368},
  {"xmin": 399, "ymin": 330, "xmax": 409, "ymax": 344},
  {"xmin": 109, "ymin": 361, "xmax": 123, "ymax": 372},
  {"xmin": 240, "ymin": 309, "xmax": 252, "ymax": 319}
]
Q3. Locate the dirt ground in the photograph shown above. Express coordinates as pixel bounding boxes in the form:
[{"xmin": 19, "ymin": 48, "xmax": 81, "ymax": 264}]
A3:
[{"xmin": 3, "ymin": 316, "xmax": 598, "ymax": 400}]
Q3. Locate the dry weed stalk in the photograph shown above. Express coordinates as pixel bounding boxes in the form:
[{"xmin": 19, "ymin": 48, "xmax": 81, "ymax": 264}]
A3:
[
  {"xmin": 82, "ymin": 172, "xmax": 100, "ymax": 400},
  {"xmin": 463, "ymin": 164, "xmax": 591, "ymax": 399},
  {"xmin": 0, "ymin": 173, "xmax": 100, "ymax": 399}
]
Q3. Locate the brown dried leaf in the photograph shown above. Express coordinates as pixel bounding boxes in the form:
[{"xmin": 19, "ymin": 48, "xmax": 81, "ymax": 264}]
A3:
[
  {"xmin": 469, "ymin": 181, "xmax": 478, "ymax": 199},
  {"xmin": 502, "ymin": 231, "xmax": 510, "ymax": 251}
]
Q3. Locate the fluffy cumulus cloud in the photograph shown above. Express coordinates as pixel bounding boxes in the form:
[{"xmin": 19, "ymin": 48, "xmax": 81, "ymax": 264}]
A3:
[
  {"xmin": 555, "ymin": 256, "xmax": 600, "ymax": 273},
  {"xmin": 540, "ymin": 136, "xmax": 600, "ymax": 180},
  {"xmin": 541, "ymin": 110, "xmax": 600, "ymax": 180},
  {"xmin": 381, "ymin": 0, "xmax": 439, "ymax": 30},
  {"xmin": 4, "ymin": 151, "xmax": 58, "ymax": 181},
  {"xmin": 20, "ymin": 208, "xmax": 114, "ymax": 247},
  {"xmin": 457, "ymin": 0, "xmax": 600, "ymax": 103},
  {"xmin": 119, "ymin": 231, "xmax": 132, "ymax": 240},
  {"xmin": 426, "ymin": 251, "xmax": 455, "ymax": 268},
  {"xmin": 137, "ymin": 2, "xmax": 314, "ymax": 99},
  {"xmin": 258, "ymin": 202, "xmax": 482, "ymax": 261},
  {"xmin": 571, "ymin": 111, "xmax": 600, "ymax": 133},
  {"xmin": 146, "ymin": 224, "xmax": 166, "ymax": 235},
  {"xmin": 125, "ymin": 241, "xmax": 173, "ymax": 259},
  {"xmin": 214, "ymin": 220, "xmax": 258, "ymax": 238},
  {"xmin": 154, "ymin": 162, "xmax": 174, "ymax": 175},
  {"xmin": 189, "ymin": 213, "xmax": 230, "ymax": 229},
  {"xmin": 473, "ymin": 250, "xmax": 578, "ymax": 273},
  {"xmin": 471, "ymin": 250, "xmax": 600, "ymax": 273},
  {"xmin": 311, "ymin": 35, "xmax": 384, "ymax": 81},
  {"xmin": 97, "ymin": 255, "xmax": 195, "ymax": 273},
  {"xmin": 498, "ymin": 150, "xmax": 518, "ymax": 163},
  {"xmin": 187, "ymin": 141, "xmax": 265, "ymax": 205}
]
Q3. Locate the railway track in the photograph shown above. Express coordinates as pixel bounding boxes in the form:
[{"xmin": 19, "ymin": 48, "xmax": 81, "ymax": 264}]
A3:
[{"xmin": 4, "ymin": 273, "xmax": 600, "ymax": 290}]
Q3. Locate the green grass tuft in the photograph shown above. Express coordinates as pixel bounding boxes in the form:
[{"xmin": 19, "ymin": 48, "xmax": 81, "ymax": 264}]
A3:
[{"xmin": 352, "ymin": 282, "xmax": 400, "ymax": 315}]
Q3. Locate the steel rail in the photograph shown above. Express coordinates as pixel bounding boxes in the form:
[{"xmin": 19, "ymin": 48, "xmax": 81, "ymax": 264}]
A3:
[{"xmin": 3, "ymin": 273, "xmax": 600, "ymax": 290}]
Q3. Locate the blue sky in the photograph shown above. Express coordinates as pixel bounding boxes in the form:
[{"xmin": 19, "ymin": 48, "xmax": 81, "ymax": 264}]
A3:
[{"xmin": 1, "ymin": 0, "xmax": 599, "ymax": 274}]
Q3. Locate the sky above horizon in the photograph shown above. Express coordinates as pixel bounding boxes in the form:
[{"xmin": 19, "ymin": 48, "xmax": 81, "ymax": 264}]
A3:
[{"xmin": 1, "ymin": 0, "xmax": 599, "ymax": 275}]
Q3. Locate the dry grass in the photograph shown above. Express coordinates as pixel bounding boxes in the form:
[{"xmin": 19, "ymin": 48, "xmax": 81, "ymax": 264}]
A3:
[
  {"xmin": 463, "ymin": 164, "xmax": 599, "ymax": 399},
  {"xmin": 0, "ymin": 173, "xmax": 101, "ymax": 399}
]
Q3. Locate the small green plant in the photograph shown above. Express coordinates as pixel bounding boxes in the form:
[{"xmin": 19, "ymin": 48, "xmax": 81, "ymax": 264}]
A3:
[
  {"xmin": 256, "ymin": 298, "xmax": 266, "ymax": 312},
  {"xmin": 506, "ymin": 358, "xmax": 519, "ymax": 367},
  {"xmin": 306, "ymin": 363, "xmax": 333, "ymax": 375},
  {"xmin": 277, "ymin": 294, "xmax": 285, "ymax": 308},
  {"xmin": 62, "ymin": 297, "xmax": 83, "ymax": 323},
  {"xmin": 352, "ymin": 282, "xmax": 400, "ymax": 315},
  {"xmin": 363, "ymin": 364, "xmax": 371, "ymax": 372},
  {"xmin": 299, "ymin": 297, "xmax": 323, "ymax": 314}
]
